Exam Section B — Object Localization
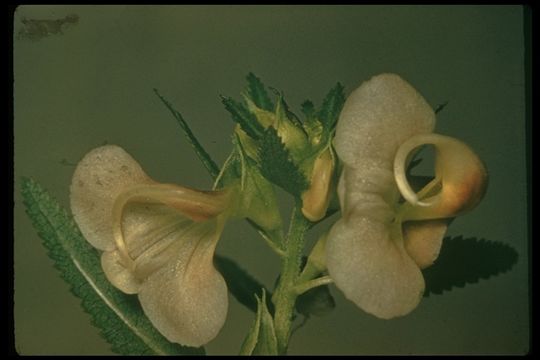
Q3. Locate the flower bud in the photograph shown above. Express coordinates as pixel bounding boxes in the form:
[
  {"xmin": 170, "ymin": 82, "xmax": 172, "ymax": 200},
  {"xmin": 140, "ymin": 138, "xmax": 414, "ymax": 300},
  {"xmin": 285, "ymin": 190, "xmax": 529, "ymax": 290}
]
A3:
[{"xmin": 301, "ymin": 148, "xmax": 335, "ymax": 222}]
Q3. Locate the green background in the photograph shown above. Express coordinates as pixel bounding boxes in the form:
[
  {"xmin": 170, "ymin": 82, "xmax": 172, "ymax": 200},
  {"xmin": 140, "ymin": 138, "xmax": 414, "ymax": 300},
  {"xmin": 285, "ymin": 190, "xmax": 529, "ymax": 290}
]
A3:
[{"xmin": 14, "ymin": 5, "xmax": 529, "ymax": 355}]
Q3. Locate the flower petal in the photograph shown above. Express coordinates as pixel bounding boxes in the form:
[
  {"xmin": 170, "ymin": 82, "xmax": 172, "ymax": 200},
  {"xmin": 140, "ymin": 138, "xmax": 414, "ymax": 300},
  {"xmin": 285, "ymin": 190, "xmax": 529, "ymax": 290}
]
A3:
[
  {"xmin": 137, "ymin": 217, "xmax": 229, "ymax": 347},
  {"xmin": 326, "ymin": 216, "xmax": 424, "ymax": 319},
  {"xmin": 329, "ymin": 74, "xmax": 438, "ymax": 318},
  {"xmin": 403, "ymin": 219, "xmax": 449, "ymax": 269},
  {"xmin": 70, "ymin": 145, "xmax": 152, "ymax": 251},
  {"xmin": 394, "ymin": 134, "xmax": 488, "ymax": 221},
  {"xmin": 101, "ymin": 202, "xmax": 194, "ymax": 293},
  {"xmin": 102, "ymin": 206, "xmax": 229, "ymax": 346},
  {"xmin": 101, "ymin": 250, "xmax": 141, "ymax": 294},
  {"xmin": 334, "ymin": 73, "xmax": 435, "ymax": 168},
  {"xmin": 71, "ymin": 145, "xmax": 231, "ymax": 260},
  {"xmin": 71, "ymin": 145, "xmax": 232, "ymax": 346}
]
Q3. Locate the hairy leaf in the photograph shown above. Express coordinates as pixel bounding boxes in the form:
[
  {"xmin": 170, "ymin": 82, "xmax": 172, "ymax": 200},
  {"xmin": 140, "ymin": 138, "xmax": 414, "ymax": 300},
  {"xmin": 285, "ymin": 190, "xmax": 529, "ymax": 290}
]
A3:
[
  {"xmin": 246, "ymin": 73, "xmax": 274, "ymax": 111},
  {"xmin": 239, "ymin": 289, "xmax": 278, "ymax": 355},
  {"xmin": 221, "ymin": 95, "xmax": 264, "ymax": 140},
  {"xmin": 423, "ymin": 236, "xmax": 518, "ymax": 297},
  {"xmin": 276, "ymin": 95, "xmax": 303, "ymax": 129},
  {"xmin": 300, "ymin": 99, "xmax": 326, "ymax": 150},
  {"xmin": 300, "ymin": 100, "xmax": 315, "ymax": 120},
  {"xmin": 21, "ymin": 178, "xmax": 204, "ymax": 355},
  {"xmin": 258, "ymin": 127, "xmax": 309, "ymax": 196},
  {"xmin": 317, "ymin": 82, "xmax": 345, "ymax": 131},
  {"xmin": 153, "ymin": 89, "xmax": 220, "ymax": 179},
  {"xmin": 214, "ymin": 255, "xmax": 274, "ymax": 314}
]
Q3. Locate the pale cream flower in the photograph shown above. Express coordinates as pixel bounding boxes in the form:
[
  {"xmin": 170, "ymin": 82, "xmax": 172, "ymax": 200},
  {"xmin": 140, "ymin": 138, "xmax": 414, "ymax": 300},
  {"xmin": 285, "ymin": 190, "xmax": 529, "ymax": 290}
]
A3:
[
  {"xmin": 70, "ymin": 145, "xmax": 232, "ymax": 347},
  {"xmin": 326, "ymin": 74, "xmax": 487, "ymax": 319}
]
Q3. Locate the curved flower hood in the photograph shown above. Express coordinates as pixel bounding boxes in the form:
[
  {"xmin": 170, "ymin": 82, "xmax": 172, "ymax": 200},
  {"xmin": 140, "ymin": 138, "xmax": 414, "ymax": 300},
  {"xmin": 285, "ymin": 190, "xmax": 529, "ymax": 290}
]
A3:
[
  {"xmin": 326, "ymin": 73, "xmax": 488, "ymax": 319},
  {"xmin": 70, "ymin": 145, "xmax": 231, "ymax": 347}
]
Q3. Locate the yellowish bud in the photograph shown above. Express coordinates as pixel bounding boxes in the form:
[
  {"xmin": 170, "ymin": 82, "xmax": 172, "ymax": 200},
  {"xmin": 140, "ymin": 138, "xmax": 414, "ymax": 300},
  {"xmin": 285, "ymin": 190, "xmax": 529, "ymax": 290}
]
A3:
[{"xmin": 301, "ymin": 149, "xmax": 334, "ymax": 222}]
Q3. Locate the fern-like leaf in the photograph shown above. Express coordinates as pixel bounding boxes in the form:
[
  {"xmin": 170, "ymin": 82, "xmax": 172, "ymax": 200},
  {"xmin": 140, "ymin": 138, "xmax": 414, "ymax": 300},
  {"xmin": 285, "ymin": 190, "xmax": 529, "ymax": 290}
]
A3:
[
  {"xmin": 258, "ymin": 127, "xmax": 309, "ymax": 197},
  {"xmin": 21, "ymin": 177, "xmax": 204, "ymax": 355},
  {"xmin": 317, "ymin": 83, "xmax": 345, "ymax": 131},
  {"xmin": 246, "ymin": 73, "xmax": 274, "ymax": 111},
  {"xmin": 221, "ymin": 95, "xmax": 264, "ymax": 140}
]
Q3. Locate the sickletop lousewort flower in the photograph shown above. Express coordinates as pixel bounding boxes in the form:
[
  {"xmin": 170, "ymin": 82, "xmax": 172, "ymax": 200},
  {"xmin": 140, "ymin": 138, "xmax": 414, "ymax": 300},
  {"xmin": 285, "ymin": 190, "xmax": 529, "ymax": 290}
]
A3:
[
  {"xmin": 325, "ymin": 73, "xmax": 488, "ymax": 319},
  {"xmin": 70, "ymin": 145, "xmax": 279, "ymax": 347},
  {"xmin": 68, "ymin": 73, "xmax": 488, "ymax": 353}
]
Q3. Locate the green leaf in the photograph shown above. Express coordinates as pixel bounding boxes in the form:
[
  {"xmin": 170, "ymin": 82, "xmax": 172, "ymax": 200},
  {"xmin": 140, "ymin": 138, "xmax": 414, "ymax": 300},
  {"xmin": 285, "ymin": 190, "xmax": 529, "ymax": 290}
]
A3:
[
  {"xmin": 215, "ymin": 136, "xmax": 284, "ymax": 251},
  {"xmin": 317, "ymin": 82, "xmax": 345, "ymax": 131},
  {"xmin": 238, "ymin": 140, "xmax": 283, "ymax": 237},
  {"xmin": 258, "ymin": 127, "xmax": 309, "ymax": 197},
  {"xmin": 300, "ymin": 99, "xmax": 326, "ymax": 150},
  {"xmin": 21, "ymin": 178, "xmax": 204, "ymax": 355},
  {"xmin": 275, "ymin": 94, "xmax": 304, "ymax": 129},
  {"xmin": 214, "ymin": 139, "xmax": 285, "ymax": 255},
  {"xmin": 246, "ymin": 73, "xmax": 274, "ymax": 111},
  {"xmin": 153, "ymin": 89, "xmax": 220, "ymax": 179},
  {"xmin": 300, "ymin": 100, "xmax": 315, "ymax": 120},
  {"xmin": 239, "ymin": 289, "xmax": 278, "ymax": 355},
  {"xmin": 221, "ymin": 95, "xmax": 264, "ymax": 140},
  {"xmin": 423, "ymin": 236, "xmax": 518, "ymax": 297},
  {"xmin": 214, "ymin": 255, "xmax": 274, "ymax": 314}
]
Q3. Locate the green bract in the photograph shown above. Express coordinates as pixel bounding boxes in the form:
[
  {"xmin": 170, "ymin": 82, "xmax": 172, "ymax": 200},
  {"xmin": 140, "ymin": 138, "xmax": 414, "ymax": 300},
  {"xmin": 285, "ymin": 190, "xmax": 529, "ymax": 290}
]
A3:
[{"xmin": 221, "ymin": 73, "xmax": 345, "ymax": 222}]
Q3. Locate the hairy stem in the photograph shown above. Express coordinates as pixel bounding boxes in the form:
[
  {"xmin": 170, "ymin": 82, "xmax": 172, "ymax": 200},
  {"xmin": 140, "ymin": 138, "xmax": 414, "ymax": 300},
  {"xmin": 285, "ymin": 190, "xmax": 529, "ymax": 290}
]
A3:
[
  {"xmin": 294, "ymin": 276, "xmax": 333, "ymax": 296},
  {"xmin": 272, "ymin": 205, "xmax": 310, "ymax": 354}
]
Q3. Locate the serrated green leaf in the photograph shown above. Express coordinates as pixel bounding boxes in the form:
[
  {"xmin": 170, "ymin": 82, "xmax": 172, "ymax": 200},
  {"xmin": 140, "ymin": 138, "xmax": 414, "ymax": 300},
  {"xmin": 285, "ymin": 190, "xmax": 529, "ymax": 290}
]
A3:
[
  {"xmin": 246, "ymin": 73, "xmax": 274, "ymax": 111},
  {"xmin": 239, "ymin": 289, "xmax": 278, "ymax": 355},
  {"xmin": 240, "ymin": 165, "xmax": 284, "ymax": 250},
  {"xmin": 258, "ymin": 127, "xmax": 309, "ymax": 196},
  {"xmin": 215, "ymin": 136, "xmax": 285, "ymax": 252},
  {"xmin": 275, "ymin": 94, "xmax": 303, "ymax": 129},
  {"xmin": 214, "ymin": 138, "xmax": 285, "ymax": 256},
  {"xmin": 300, "ymin": 99, "xmax": 326, "ymax": 150},
  {"xmin": 214, "ymin": 255, "xmax": 274, "ymax": 314},
  {"xmin": 423, "ymin": 236, "xmax": 518, "ymax": 297},
  {"xmin": 301, "ymin": 100, "xmax": 315, "ymax": 120},
  {"xmin": 154, "ymin": 89, "xmax": 220, "ymax": 179},
  {"xmin": 21, "ymin": 178, "xmax": 204, "ymax": 355},
  {"xmin": 318, "ymin": 83, "xmax": 345, "ymax": 131},
  {"xmin": 221, "ymin": 95, "xmax": 264, "ymax": 140}
]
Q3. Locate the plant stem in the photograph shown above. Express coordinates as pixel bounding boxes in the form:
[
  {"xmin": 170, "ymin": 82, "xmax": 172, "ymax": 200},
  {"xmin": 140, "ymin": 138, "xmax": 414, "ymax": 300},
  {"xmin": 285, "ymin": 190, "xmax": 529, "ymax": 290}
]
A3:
[
  {"xmin": 294, "ymin": 276, "xmax": 333, "ymax": 296},
  {"xmin": 272, "ymin": 205, "xmax": 310, "ymax": 354}
]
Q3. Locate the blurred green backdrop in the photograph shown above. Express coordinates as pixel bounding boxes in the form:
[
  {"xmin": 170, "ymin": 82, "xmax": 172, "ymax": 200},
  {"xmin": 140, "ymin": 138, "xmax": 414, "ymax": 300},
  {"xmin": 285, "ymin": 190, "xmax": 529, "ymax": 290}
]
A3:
[{"xmin": 14, "ymin": 5, "xmax": 528, "ymax": 355}]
